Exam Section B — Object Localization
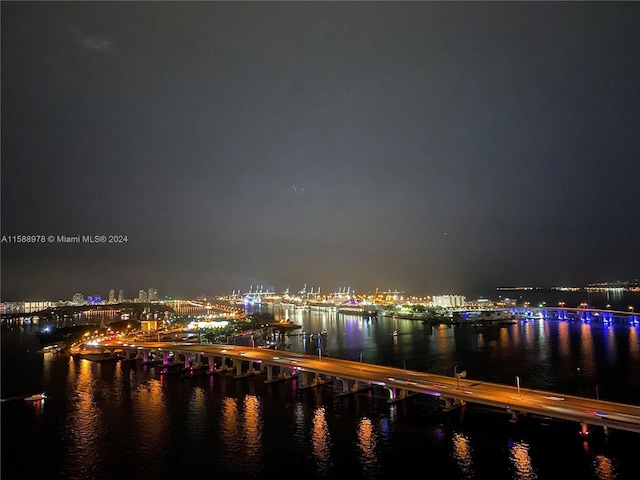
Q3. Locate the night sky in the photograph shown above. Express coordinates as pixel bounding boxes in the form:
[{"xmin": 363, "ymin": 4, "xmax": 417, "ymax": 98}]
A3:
[{"xmin": 2, "ymin": 1, "xmax": 639, "ymax": 301}]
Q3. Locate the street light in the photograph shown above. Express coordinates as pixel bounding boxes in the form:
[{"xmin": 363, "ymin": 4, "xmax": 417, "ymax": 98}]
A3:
[
  {"xmin": 516, "ymin": 376, "xmax": 521, "ymax": 398},
  {"xmin": 455, "ymin": 365, "xmax": 466, "ymax": 388}
]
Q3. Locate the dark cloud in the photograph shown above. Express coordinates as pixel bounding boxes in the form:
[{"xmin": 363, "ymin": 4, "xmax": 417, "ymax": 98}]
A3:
[
  {"xmin": 2, "ymin": 1, "xmax": 639, "ymax": 301},
  {"xmin": 73, "ymin": 29, "xmax": 111, "ymax": 52}
]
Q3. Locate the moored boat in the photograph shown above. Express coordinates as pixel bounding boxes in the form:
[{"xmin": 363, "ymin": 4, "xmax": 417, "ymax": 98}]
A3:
[{"xmin": 337, "ymin": 304, "xmax": 378, "ymax": 316}]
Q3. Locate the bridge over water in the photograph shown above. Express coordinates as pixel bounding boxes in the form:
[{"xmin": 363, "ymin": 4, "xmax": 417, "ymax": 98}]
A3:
[
  {"xmin": 100, "ymin": 340, "xmax": 640, "ymax": 437},
  {"xmin": 450, "ymin": 306, "xmax": 640, "ymax": 324}
]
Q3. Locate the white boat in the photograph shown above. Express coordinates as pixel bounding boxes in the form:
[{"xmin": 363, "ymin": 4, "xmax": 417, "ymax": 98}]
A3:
[
  {"xmin": 391, "ymin": 330, "xmax": 398, "ymax": 337},
  {"xmin": 24, "ymin": 392, "xmax": 46, "ymax": 402},
  {"xmin": 337, "ymin": 304, "xmax": 379, "ymax": 316},
  {"xmin": 38, "ymin": 344, "xmax": 64, "ymax": 354}
]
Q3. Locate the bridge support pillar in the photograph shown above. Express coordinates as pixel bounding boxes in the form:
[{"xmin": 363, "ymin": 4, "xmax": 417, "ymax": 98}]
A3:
[
  {"xmin": 250, "ymin": 361, "xmax": 261, "ymax": 375},
  {"xmin": 193, "ymin": 353, "xmax": 203, "ymax": 368},
  {"xmin": 441, "ymin": 396, "xmax": 465, "ymax": 412},
  {"xmin": 506, "ymin": 406, "xmax": 523, "ymax": 423},
  {"xmin": 169, "ymin": 349, "xmax": 180, "ymax": 364},
  {"xmin": 265, "ymin": 364, "xmax": 297, "ymax": 383},
  {"xmin": 351, "ymin": 380, "xmax": 362, "ymax": 392},
  {"xmin": 385, "ymin": 387, "xmax": 397, "ymax": 402},
  {"xmin": 385, "ymin": 387, "xmax": 417, "ymax": 403},
  {"xmin": 205, "ymin": 356, "xmax": 216, "ymax": 373},
  {"xmin": 312, "ymin": 372, "xmax": 329, "ymax": 386},
  {"xmin": 264, "ymin": 364, "xmax": 274, "ymax": 382},
  {"xmin": 340, "ymin": 378, "xmax": 350, "ymax": 394},
  {"xmin": 579, "ymin": 422, "xmax": 592, "ymax": 436},
  {"xmin": 334, "ymin": 378, "xmax": 372, "ymax": 396},
  {"xmin": 220, "ymin": 356, "xmax": 229, "ymax": 372},
  {"xmin": 297, "ymin": 371, "xmax": 332, "ymax": 389},
  {"xmin": 158, "ymin": 351, "xmax": 170, "ymax": 365}
]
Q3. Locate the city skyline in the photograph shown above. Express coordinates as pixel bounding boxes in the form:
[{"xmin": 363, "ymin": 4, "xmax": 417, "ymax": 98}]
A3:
[
  {"xmin": 3, "ymin": 278, "xmax": 639, "ymax": 304},
  {"xmin": 2, "ymin": 2, "xmax": 639, "ymax": 301}
]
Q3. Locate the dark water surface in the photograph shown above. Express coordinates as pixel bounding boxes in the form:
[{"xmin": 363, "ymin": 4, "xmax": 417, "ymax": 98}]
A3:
[{"xmin": 2, "ymin": 301, "xmax": 640, "ymax": 479}]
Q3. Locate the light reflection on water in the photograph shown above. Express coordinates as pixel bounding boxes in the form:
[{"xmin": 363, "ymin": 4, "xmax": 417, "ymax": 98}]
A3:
[
  {"xmin": 187, "ymin": 386, "xmax": 207, "ymax": 438},
  {"xmin": 312, "ymin": 406, "xmax": 332, "ymax": 476},
  {"xmin": 508, "ymin": 439, "xmax": 537, "ymax": 480},
  {"xmin": 133, "ymin": 377, "xmax": 168, "ymax": 463},
  {"xmin": 593, "ymin": 454, "xmax": 618, "ymax": 480},
  {"xmin": 66, "ymin": 358, "xmax": 109, "ymax": 479},
  {"xmin": 242, "ymin": 394, "xmax": 263, "ymax": 476},
  {"xmin": 357, "ymin": 417, "xmax": 378, "ymax": 477},
  {"xmin": 220, "ymin": 396, "xmax": 240, "ymax": 467},
  {"xmin": 452, "ymin": 432, "xmax": 474, "ymax": 479}
]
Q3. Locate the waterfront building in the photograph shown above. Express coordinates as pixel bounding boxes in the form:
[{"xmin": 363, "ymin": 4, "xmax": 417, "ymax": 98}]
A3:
[
  {"xmin": 432, "ymin": 294, "xmax": 466, "ymax": 307},
  {"xmin": 0, "ymin": 300, "xmax": 57, "ymax": 314},
  {"xmin": 23, "ymin": 301, "xmax": 56, "ymax": 312},
  {"xmin": 0, "ymin": 302, "xmax": 22, "ymax": 314}
]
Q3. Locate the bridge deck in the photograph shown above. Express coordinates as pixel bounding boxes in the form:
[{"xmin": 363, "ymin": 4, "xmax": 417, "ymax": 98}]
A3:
[{"xmin": 103, "ymin": 341, "xmax": 640, "ymax": 435}]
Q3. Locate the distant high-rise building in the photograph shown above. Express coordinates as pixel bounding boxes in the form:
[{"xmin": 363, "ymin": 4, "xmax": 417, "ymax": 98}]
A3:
[
  {"xmin": 108, "ymin": 289, "xmax": 115, "ymax": 303},
  {"xmin": 148, "ymin": 287, "xmax": 158, "ymax": 301},
  {"xmin": 72, "ymin": 293, "xmax": 84, "ymax": 305},
  {"xmin": 118, "ymin": 290, "xmax": 124, "ymax": 303},
  {"xmin": 138, "ymin": 290, "xmax": 148, "ymax": 302},
  {"xmin": 84, "ymin": 295, "xmax": 103, "ymax": 305}
]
